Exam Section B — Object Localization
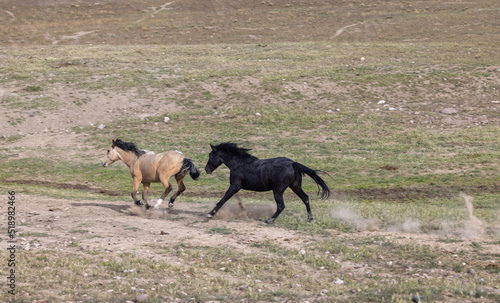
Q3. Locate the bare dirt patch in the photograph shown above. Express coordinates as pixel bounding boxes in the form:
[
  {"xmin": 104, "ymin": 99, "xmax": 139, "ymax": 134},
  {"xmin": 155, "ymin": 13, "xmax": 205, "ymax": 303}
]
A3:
[{"xmin": 15, "ymin": 195, "xmax": 308, "ymax": 255}]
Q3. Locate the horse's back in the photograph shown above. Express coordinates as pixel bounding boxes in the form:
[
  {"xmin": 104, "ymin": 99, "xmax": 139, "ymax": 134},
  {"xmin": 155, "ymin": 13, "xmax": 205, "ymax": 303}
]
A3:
[
  {"xmin": 135, "ymin": 151, "xmax": 184, "ymax": 182},
  {"xmin": 156, "ymin": 150, "xmax": 185, "ymax": 172},
  {"xmin": 258, "ymin": 157, "xmax": 295, "ymax": 169}
]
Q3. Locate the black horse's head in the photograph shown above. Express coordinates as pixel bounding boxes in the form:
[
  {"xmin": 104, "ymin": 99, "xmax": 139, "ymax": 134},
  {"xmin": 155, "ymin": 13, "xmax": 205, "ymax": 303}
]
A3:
[{"xmin": 205, "ymin": 144, "xmax": 223, "ymax": 174}]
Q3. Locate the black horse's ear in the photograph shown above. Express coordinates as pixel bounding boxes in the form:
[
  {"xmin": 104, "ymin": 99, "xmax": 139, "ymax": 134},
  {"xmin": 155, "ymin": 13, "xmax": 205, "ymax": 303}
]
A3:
[
  {"xmin": 210, "ymin": 144, "xmax": 216, "ymax": 151},
  {"xmin": 111, "ymin": 139, "xmax": 116, "ymax": 147}
]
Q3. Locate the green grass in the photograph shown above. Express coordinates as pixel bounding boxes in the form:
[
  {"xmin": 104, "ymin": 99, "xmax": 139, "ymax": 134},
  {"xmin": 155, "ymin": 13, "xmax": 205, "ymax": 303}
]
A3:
[{"xmin": 4, "ymin": 235, "xmax": 498, "ymax": 302}]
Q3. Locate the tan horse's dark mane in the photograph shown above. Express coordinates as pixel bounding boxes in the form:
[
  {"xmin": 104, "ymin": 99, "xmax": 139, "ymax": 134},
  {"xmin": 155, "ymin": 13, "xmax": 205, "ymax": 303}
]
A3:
[{"xmin": 112, "ymin": 139, "xmax": 145, "ymax": 157}]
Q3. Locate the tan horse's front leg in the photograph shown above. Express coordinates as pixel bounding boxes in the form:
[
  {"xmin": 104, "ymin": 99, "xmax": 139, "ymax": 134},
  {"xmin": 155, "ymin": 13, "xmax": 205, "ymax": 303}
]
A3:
[
  {"xmin": 142, "ymin": 182, "xmax": 150, "ymax": 207},
  {"xmin": 131, "ymin": 178, "xmax": 144, "ymax": 206}
]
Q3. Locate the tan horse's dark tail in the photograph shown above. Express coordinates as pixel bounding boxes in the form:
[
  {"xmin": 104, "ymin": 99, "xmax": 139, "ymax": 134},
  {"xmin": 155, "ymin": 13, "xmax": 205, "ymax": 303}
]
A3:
[{"xmin": 182, "ymin": 158, "xmax": 200, "ymax": 180}]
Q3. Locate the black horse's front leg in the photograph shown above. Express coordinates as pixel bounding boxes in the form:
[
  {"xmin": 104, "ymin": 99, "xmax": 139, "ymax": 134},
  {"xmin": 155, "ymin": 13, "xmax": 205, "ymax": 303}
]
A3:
[{"xmin": 207, "ymin": 185, "xmax": 241, "ymax": 218}]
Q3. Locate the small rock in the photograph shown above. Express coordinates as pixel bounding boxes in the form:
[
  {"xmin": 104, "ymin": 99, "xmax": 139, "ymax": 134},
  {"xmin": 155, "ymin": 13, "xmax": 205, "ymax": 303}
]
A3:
[
  {"xmin": 334, "ymin": 278, "xmax": 344, "ymax": 284},
  {"xmin": 255, "ymin": 112, "xmax": 261, "ymax": 116},
  {"xmin": 135, "ymin": 294, "xmax": 149, "ymax": 302},
  {"xmin": 97, "ymin": 124, "xmax": 106, "ymax": 130},
  {"xmin": 326, "ymin": 109, "xmax": 340, "ymax": 113},
  {"xmin": 378, "ymin": 100, "xmax": 386, "ymax": 104},
  {"xmin": 164, "ymin": 117, "xmax": 170, "ymax": 123},
  {"xmin": 299, "ymin": 249, "xmax": 306, "ymax": 255},
  {"xmin": 439, "ymin": 108, "xmax": 457, "ymax": 114}
]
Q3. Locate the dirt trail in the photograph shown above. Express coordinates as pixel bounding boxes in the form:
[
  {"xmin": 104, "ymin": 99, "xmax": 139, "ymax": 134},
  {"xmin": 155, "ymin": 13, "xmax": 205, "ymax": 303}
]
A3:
[
  {"xmin": 15, "ymin": 194, "xmax": 499, "ymax": 260},
  {"xmin": 15, "ymin": 195, "xmax": 308, "ymax": 257}
]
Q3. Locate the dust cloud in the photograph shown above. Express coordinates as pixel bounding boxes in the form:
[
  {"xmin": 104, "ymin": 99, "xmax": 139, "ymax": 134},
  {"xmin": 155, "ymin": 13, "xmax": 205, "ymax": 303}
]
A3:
[
  {"xmin": 388, "ymin": 220, "xmax": 422, "ymax": 233},
  {"xmin": 331, "ymin": 194, "xmax": 490, "ymax": 239},
  {"xmin": 210, "ymin": 196, "xmax": 277, "ymax": 221},
  {"xmin": 331, "ymin": 207, "xmax": 379, "ymax": 231},
  {"xmin": 460, "ymin": 193, "xmax": 486, "ymax": 240}
]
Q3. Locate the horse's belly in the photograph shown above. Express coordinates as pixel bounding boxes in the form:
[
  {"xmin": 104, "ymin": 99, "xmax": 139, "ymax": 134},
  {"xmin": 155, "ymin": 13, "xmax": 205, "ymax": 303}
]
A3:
[
  {"xmin": 241, "ymin": 181, "xmax": 271, "ymax": 192},
  {"xmin": 141, "ymin": 172, "xmax": 160, "ymax": 183}
]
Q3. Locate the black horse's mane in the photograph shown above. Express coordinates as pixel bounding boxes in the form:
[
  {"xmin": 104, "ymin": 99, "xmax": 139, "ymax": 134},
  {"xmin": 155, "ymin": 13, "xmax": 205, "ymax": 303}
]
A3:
[
  {"xmin": 112, "ymin": 139, "xmax": 146, "ymax": 157},
  {"xmin": 214, "ymin": 142, "xmax": 256, "ymax": 159}
]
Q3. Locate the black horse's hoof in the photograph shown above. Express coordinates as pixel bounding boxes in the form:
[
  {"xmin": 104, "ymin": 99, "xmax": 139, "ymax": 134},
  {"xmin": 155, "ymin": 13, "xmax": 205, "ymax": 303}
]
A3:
[
  {"xmin": 144, "ymin": 203, "xmax": 151, "ymax": 211},
  {"xmin": 168, "ymin": 202, "xmax": 174, "ymax": 209},
  {"xmin": 264, "ymin": 218, "xmax": 276, "ymax": 224},
  {"xmin": 206, "ymin": 213, "xmax": 214, "ymax": 219}
]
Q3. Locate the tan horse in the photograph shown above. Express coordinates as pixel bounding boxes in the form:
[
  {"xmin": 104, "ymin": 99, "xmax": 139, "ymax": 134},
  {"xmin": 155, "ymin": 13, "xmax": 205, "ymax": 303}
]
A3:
[{"xmin": 102, "ymin": 139, "xmax": 200, "ymax": 209}]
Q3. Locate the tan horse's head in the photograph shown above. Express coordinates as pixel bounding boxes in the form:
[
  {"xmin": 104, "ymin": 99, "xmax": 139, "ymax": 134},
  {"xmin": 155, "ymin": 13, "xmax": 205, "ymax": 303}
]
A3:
[{"xmin": 102, "ymin": 140, "xmax": 121, "ymax": 167}]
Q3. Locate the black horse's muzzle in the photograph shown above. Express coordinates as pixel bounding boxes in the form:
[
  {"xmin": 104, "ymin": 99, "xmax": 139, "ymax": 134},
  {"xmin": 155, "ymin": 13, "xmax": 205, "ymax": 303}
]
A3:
[{"xmin": 205, "ymin": 167, "xmax": 213, "ymax": 174}]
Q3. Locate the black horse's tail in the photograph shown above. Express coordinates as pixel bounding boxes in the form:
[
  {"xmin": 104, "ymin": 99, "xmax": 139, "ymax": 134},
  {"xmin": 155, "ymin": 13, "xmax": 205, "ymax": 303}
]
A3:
[
  {"xmin": 292, "ymin": 162, "xmax": 331, "ymax": 200},
  {"xmin": 182, "ymin": 158, "xmax": 200, "ymax": 180}
]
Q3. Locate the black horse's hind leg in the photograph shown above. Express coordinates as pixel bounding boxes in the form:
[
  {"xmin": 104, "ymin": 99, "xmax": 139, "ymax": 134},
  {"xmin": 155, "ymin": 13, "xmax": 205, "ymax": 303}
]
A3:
[
  {"xmin": 290, "ymin": 184, "xmax": 313, "ymax": 222},
  {"xmin": 265, "ymin": 189, "xmax": 286, "ymax": 224},
  {"xmin": 207, "ymin": 184, "xmax": 241, "ymax": 218}
]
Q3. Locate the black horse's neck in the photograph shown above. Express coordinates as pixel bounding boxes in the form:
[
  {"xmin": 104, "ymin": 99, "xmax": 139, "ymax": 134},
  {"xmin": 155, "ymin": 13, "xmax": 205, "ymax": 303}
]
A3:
[{"xmin": 219, "ymin": 151, "xmax": 257, "ymax": 169}]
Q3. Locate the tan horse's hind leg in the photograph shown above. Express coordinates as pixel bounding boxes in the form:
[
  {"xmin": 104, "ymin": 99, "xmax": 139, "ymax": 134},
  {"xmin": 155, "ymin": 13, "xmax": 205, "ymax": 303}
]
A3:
[
  {"xmin": 155, "ymin": 175, "xmax": 173, "ymax": 209},
  {"xmin": 168, "ymin": 172, "xmax": 187, "ymax": 208}
]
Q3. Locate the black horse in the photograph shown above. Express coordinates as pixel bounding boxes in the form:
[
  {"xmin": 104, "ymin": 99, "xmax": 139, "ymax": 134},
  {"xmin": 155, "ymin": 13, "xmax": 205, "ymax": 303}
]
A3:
[{"xmin": 205, "ymin": 142, "xmax": 331, "ymax": 223}]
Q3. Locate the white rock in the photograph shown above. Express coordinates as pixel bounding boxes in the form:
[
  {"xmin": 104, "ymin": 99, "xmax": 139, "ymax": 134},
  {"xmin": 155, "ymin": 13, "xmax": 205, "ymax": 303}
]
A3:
[
  {"xmin": 378, "ymin": 100, "xmax": 386, "ymax": 104},
  {"xmin": 439, "ymin": 108, "xmax": 457, "ymax": 114},
  {"xmin": 136, "ymin": 294, "xmax": 149, "ymax": 302},
  {"xmin": 334, "ymin": 278, "xmax": 344, "ymax": 284},
  {"xmin": 164, "ymin": 117, "xmax": 170, "ymax": 123}
]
